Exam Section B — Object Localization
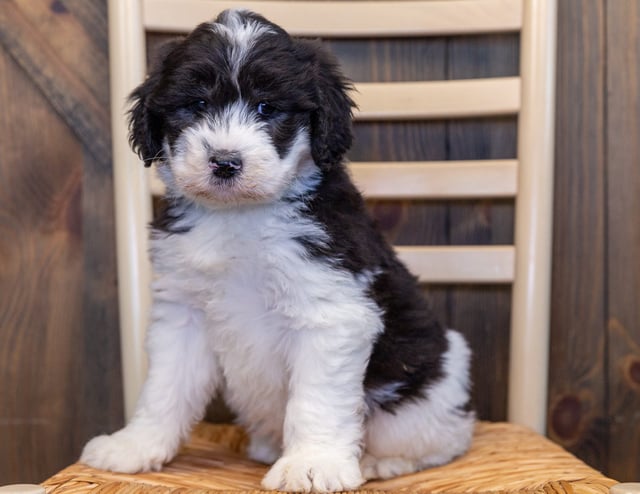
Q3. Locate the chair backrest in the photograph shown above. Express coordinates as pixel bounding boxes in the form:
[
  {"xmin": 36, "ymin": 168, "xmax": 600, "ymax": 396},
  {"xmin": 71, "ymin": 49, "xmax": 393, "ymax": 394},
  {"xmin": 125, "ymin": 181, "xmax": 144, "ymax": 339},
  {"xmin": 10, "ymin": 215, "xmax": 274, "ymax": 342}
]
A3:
[{"xmin": 108, "ymin": 0, "xmax": 557, "ymax": 434}]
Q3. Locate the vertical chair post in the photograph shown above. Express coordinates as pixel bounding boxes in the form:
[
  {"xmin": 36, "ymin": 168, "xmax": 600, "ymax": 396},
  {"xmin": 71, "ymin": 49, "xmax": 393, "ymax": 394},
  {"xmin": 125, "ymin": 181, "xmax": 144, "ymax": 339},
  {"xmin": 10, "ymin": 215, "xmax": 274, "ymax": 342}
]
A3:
[
  {"xmin": 508, "ymin": 0, "xmax": 557, "ymax": 434},
  {"xmin": 108, "ymin": 0, "xmax": 152, "ymax": 420}
]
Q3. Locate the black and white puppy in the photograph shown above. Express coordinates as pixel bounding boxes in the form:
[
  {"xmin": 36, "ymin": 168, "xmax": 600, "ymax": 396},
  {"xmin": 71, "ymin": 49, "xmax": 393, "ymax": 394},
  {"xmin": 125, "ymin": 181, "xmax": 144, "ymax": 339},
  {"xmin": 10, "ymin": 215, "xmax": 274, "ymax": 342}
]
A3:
[{"xmin": 81, "ymin": 10, "xmax": 475, "ymax": 492}]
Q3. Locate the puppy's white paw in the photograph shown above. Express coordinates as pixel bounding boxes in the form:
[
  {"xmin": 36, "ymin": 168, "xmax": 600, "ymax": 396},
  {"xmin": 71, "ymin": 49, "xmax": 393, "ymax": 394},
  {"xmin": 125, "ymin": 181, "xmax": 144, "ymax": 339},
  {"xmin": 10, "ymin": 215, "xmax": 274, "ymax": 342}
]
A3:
[
  {"xmin": 80, "ymin": 428, "xmax": 177, "ymax": 473},
  {"xmin": 261, "ymin": 453, "xmax": 364, "ymax": 492}
]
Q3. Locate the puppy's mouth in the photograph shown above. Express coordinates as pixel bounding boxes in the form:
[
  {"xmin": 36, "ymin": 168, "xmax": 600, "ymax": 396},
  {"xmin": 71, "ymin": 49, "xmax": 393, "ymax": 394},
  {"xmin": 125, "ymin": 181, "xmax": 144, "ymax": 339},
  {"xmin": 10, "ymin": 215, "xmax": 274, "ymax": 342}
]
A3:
[
  {"xmin": 186, "ymin": 178, "xmax": 259, "ymax": 205},
  {"xmin": 176, "ymin": 162, "xmax": 267, "ymax": 205}
]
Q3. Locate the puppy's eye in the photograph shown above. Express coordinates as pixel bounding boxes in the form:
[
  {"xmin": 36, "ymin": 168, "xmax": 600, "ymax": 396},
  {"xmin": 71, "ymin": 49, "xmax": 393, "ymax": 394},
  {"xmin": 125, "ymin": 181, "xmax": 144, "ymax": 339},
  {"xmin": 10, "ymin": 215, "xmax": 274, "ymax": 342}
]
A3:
[
  {"xmin": 257, "ymin": 102, "xmax": 276, "ymax": 118},
  {"xmin": 188, "ymin": 99, "xmax": 208, "ymax": 111}
]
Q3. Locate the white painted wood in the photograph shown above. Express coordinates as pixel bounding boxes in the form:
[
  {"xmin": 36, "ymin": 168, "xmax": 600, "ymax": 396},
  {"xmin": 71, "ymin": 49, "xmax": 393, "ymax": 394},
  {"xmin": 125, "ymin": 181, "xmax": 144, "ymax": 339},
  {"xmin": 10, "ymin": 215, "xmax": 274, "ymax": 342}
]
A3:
[
  {"xmin": 349, "ymin": 160, "xmax": 518, "ymax": 199},
  {"xmin": 108, "ymin": 0, "xmax": 152, "ymax": 420},
  {"xmin": 508, "ymin": 0, "xmax": 557, "ymax": 434},
  {"xmin": 142, "ymin": 0, "xmax": 523, "ymax": 37},
  {"xmin": 150, "ymin": 169, "xmax": 165, "ymax": 197},
  {"xmin": 397, "ymin": 246, "xmax": 515, "ymax": 284},
  {"xmin": 0, "ymin": 485, "xmax": 46, "ymax": 494},
  {"xmin": 610, "ymin": 484, "xmax": 640, "ymax": 494},
  {"xmin": 353, "ymin": 78, "xmax": 521, "ymax": 120}
]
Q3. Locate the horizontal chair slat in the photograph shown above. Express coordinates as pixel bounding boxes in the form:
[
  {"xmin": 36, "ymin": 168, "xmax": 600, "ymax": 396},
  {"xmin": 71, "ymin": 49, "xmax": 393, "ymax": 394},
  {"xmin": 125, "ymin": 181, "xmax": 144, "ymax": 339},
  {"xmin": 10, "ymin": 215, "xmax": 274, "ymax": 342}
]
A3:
[
  {"xmin": 142, "ymin": 0, "xmax": 523, "ymax": 37},
  {"xmin": 353, "ymin": 78, "xmax": 521, "ymax": 120},
  {"xmin": 397, "ymin": 245, "xmax": 515, "ymax": 283},
  {"xmin": 350, "ymin": 160, "xmax": 518, "ymax": 198}
]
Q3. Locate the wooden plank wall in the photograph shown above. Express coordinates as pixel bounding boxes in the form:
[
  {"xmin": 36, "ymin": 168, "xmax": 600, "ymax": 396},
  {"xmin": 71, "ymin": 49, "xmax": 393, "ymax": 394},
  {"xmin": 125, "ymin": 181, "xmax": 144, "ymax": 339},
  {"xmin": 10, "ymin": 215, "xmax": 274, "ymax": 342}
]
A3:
[
  {"xmin": 0, "ymin": 0, "xmax": 639, "ymax": 484},
  {"xmin": 547, "ymin": 0, "xmax": 640, "ymax": 481},
  {"xmin": 0, "ymin": 0, "xmax": 123, "ymax": 484},
  {"xmin": 604, "ymin": 0, "xmax": 640, "ymax": 481},
  {"xmin": 547, "ymin": 0, "xmax": 609, "ymax": 472}
]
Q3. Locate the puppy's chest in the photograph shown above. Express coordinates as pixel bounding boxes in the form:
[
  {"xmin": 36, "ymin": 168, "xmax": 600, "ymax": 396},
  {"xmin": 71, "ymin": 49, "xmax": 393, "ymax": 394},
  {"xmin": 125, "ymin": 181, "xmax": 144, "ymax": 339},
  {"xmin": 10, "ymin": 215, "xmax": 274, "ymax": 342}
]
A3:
[{"xmin": 155, "ymin": 205, "xmax": 332, "ymax": 319}]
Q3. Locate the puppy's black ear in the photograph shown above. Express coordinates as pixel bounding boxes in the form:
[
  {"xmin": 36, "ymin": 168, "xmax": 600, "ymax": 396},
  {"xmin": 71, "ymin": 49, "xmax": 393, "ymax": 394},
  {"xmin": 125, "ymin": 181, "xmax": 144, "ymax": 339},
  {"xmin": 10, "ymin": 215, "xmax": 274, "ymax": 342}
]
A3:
[
  {"xmin": 305, "ymin": 42, "xmax": 356, "ymax": 169},
  {"xmin": 128, "ymin": 76, "xmax": 162, "ymax": 167},
  {"xmin": 128, "ymin": 39, "xmax": 181, "ymax": 166}
]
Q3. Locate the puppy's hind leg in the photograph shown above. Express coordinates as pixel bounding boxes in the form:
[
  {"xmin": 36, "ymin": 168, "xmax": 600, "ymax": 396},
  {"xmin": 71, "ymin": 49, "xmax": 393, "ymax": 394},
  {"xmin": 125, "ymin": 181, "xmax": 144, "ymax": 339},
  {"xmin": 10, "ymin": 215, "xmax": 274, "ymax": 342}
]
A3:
[
  {"xmin": 81, "ymin": 301, "xmax": 221, "ymax": 473},
  {"xmin": 361, "ymin": 401, "xmax": 474, "ymax": 481},
  {"xmin": 362, "ymin": 330, "xmax": 475, "ymax": 480},
  {"xmin": 247, "ymin": 433, "xmax": 282, "ymax": 465}
]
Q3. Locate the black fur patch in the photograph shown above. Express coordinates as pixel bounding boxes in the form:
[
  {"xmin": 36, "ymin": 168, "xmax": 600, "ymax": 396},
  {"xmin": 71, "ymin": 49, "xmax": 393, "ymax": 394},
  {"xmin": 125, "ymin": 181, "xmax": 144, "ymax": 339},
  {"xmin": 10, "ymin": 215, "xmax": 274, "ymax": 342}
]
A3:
[
  {"xmin": 298, "ymin": 167, "xmax": 448, "ymax": 413},
  {"xmin": 151, "ymin": 197, "xmax": 193, "ymax": 235}
]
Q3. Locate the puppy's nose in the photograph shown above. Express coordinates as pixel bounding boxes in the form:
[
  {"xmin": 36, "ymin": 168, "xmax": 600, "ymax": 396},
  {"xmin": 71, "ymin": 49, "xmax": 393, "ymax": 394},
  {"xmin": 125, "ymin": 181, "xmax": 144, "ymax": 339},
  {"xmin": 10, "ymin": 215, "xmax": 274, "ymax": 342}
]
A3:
[{"xmin": 209, "ymin": 155, "xmax": 243, "ymax": 179}]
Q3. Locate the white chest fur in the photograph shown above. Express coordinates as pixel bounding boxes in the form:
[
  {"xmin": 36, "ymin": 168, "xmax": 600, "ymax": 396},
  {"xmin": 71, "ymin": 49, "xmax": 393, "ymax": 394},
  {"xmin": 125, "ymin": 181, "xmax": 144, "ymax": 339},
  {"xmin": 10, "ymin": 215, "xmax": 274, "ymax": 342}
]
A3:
[{"xmin": 149, "ymin": 201, "xmax": 383, "ymax": 439}]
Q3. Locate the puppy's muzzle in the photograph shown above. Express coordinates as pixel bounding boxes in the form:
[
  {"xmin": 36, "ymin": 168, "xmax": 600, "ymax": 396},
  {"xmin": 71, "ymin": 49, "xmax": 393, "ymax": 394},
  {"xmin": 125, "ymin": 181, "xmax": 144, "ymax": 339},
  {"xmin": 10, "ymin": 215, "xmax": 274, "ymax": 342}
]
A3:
[{"xmin": 209, "ymin": 152, "xmax": 243, "ymax": 179}]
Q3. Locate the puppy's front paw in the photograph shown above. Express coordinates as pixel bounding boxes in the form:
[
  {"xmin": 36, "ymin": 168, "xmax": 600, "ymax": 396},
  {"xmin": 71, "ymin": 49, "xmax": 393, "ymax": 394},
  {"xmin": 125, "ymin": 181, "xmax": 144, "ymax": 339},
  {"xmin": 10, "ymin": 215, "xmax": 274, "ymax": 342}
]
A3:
[
  {"xmin": 261, "ymin": 453, "xmax": 364, "ymax": 492},
  {"xmin": 80, "ymin": 427, "xmax": 177, "ymax": 473}
]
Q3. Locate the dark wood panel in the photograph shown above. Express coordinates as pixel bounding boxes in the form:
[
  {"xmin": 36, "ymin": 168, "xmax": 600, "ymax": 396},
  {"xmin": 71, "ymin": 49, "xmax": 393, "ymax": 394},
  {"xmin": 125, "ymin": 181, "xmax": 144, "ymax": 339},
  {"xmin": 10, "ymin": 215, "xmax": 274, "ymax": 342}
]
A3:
[
  {"xmin": 11, "ymin": 0, "xmax": 110, "ymax": 108},
  {"xmin": 58, "ymin": 0, "xmax": 109, "ymax": 55},
  {"xmin": 0, "ymin": 0, "xmax": 110, "ymax": 162},
  {"xmin": 0, "ymin": 46, "xmax": 85, "ymax": 482},
  {"xmin": 324, "ymin": 37, "xmax": 448, "ymax": 82},
  {"xmin": 0, "ymin": 0, "xmax": 122, "ymax": 484},
  {"xmin": 606, "ymin": 0, "xmax": 640, "ymax": 482},
  {"xmin": 547, "ymin": 0, "xmax": 608, "ymax": 472}
]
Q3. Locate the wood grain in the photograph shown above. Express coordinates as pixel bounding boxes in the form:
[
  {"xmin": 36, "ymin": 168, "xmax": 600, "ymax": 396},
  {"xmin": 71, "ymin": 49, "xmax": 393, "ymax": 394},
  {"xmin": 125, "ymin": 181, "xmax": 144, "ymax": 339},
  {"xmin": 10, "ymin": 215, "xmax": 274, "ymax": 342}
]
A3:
[
  {"xmin": 0, "ymin": 1, "xmax": 110, "ymax": 162},
  {"xmin": 0, "ymin": 0, "xmax": 122, "ymax": 484},
  {"xmin": 12, "ymin": 0, "xmax": 110, "ymax": 108},
  {"xmin": 547, "ymin": 0, "xmax": 608, "ymax": 472},
  {"xmin": 61, "ymin": 0, "xmax": 110, "ymax": 52},
  {"xmin": 605, "ymin": 0, "xmax": 640, "ymax": 481},
  {"xmin": 0, "ymin": 46, "xmax": 84, "ymax": 482}
]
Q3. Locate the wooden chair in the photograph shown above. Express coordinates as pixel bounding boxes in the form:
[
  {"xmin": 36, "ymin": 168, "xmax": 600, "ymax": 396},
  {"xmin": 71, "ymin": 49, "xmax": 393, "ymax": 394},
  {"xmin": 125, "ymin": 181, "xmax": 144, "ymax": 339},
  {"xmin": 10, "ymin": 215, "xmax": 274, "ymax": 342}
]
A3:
[
  {"xmin": 36, "ymin": 1, "xmax": 627, "ymax": 493},
  {"xmin": 110, "ymin": 0, "xmax": 553, "ymax": 434}
]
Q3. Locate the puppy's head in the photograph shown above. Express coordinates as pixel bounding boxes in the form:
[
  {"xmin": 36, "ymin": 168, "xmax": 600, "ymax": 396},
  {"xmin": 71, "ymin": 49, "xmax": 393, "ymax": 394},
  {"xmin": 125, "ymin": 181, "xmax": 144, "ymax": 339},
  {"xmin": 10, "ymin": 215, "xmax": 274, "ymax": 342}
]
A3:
[{"xmin": 129, "ymin": 9, "xmax": 354, "ymax": 207}]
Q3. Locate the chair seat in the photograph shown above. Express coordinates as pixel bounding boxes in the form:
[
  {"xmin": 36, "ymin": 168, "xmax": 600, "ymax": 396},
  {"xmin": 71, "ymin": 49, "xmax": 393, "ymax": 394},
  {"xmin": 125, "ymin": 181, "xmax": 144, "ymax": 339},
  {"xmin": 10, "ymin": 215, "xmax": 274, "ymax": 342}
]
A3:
[{"xmin": 43, "ymin": 422, "xmax": 616, "ymax": 494}]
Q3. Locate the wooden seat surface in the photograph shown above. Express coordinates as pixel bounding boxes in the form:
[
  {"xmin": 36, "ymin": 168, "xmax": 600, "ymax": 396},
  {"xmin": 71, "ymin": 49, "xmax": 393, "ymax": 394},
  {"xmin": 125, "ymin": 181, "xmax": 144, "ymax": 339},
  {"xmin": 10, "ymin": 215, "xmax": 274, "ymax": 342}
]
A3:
[{"xmin": 43, "ymin": 422, "xmax": 616, "ymax": 494}]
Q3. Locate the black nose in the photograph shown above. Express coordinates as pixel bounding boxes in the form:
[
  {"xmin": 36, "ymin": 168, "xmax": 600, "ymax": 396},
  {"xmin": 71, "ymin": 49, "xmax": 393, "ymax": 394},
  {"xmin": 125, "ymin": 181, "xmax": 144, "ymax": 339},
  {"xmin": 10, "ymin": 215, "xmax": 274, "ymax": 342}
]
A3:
[{"xmin": 209, "ymin": 155, "xmax": 243, "ymax": 179}]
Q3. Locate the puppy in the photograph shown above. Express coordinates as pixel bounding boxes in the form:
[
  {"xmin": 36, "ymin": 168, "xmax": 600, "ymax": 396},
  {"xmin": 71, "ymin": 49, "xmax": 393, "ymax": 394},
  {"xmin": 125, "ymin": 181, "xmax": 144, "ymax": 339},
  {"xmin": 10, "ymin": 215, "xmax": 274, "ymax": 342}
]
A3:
[{"xmin": 81, "ymin": 9, "xmax": 475, "ymax": 492}]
